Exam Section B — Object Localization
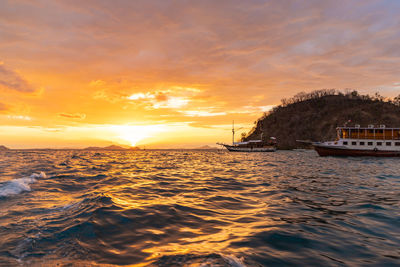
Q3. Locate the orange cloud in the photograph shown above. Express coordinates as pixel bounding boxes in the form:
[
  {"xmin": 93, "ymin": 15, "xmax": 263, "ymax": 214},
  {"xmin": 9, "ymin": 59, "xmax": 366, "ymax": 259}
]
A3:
[
  {"xmin": 58, "ymin": 113, "xmax": 86, "ymax": 120},
  {"xmin": 7, "ymin": 115, "xmax": 31, "ymax": 121},
  {"xmin": 0, "ymin": 102, "xmax": 7, "ymax": 112},
  {"xmin": 126, "ymin": 87, "xmax": 200, "ymax": 109},
  {"xmin": 0, "ymin": 63, "xmax": 36, "ymax": 93}
]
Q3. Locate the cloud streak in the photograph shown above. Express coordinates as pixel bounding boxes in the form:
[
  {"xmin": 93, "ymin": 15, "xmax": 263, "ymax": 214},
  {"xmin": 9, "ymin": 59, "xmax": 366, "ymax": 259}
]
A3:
[
  {"xmin": 126, "ymin": 87, "xmax": 200, "ymax": 109},
  {"xmin": 0, "ymin": 102, "xmax": 7, "ymax": 112},
  {"xmin": 58, "ymin": 113, "xmax": 86, "ymax": 120},
  {"xmin": 0, "ymin": 63, "xmax": 36, "ymax": 92}
]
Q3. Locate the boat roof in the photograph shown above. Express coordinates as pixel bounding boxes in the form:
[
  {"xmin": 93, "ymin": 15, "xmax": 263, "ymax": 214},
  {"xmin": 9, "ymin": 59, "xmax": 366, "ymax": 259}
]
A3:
[
  {"xmin": 233, "ymin": 140, "xmax": 263, "ymax": 145},
  {"xmin": 337, "ymin": 126, "xmax": 400, "ymax": 130}
]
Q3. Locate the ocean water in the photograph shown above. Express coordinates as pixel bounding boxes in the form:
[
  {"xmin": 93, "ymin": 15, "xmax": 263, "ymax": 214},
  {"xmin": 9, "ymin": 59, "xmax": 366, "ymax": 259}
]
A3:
[{"xmin": 0, "ymin": 150, "xmax": 399, "ymax": 266}]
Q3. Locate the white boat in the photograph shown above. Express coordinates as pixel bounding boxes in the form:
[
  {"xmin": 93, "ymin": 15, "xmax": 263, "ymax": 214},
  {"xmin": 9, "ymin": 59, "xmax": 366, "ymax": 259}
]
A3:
[{"xmin": 311, "ymin": 124, "xmax": 400, "ymax": 157}]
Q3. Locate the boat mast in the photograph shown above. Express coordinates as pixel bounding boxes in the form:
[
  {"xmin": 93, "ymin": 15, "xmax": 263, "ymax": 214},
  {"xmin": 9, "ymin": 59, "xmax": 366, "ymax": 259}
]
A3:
[{"xmin": 232, "ymin": 120, "xmax": 235, "ymax": 145}]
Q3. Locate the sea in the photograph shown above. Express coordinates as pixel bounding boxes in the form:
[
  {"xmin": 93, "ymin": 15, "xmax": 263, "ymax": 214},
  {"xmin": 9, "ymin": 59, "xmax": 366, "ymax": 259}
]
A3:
[{"xmin": 0, "ymin": 149, "xmax": 399, "ymax": 266}]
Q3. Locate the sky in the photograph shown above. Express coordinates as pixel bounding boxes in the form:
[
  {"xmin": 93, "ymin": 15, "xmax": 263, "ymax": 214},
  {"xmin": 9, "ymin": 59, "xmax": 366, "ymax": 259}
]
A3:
[{"xmin": 1, "ymin": 0, "xmax": 400, "ymax": 148}]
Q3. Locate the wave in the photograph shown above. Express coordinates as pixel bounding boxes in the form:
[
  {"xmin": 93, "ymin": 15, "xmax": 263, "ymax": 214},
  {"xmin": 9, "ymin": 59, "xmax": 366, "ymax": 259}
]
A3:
[
  {"xmin": 0, "ymin": 172, "xmax": 46, "ymax": 198},
  {"xmin": 220, "ymin": 254, "xmax": 247, "ymax": 267},
  {"xmin": 153, "ymin": 253, "xmax": 247, "ymax": 267}
]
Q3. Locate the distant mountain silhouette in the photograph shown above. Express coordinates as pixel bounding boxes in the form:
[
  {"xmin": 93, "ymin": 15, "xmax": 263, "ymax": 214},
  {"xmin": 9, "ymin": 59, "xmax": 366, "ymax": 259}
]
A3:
[
  {"xmin": 0, "ymin": 145, "xmax": 10, "ymax": 150},
  {"xmin": 245, "ymin": 90, "xmax": 400, "ymax": 149},
  {"xmin": 83, "ymin": 145, "xmax": 140, "ymax": 150},
  {"xmin": 194, "ymin": 145, "xmax": 219, "ymax": 150}
]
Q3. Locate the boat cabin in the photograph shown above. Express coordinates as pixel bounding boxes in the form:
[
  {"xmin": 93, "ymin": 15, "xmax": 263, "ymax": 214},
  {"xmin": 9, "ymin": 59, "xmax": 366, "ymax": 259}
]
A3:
[
  {"xmin": 234, "ymin": 140, "xmax": 269, "ymax": 148},
  {"xmin": 337, "ymin": 125, "xmax": 400, "ymax": 140}
]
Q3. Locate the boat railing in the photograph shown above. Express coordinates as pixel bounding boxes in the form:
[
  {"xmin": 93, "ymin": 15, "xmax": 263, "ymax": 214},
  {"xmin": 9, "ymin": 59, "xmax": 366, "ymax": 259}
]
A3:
[{"xmin": 343, "ymin": 136, "xmax": 400, "ymax": 140}]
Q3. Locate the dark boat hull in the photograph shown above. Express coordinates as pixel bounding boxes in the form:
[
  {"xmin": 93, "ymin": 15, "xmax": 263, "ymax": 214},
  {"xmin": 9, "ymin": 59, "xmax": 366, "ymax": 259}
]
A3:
[
  {"xmin": 223, "ymin": 145, "xmax": 276, "ymax": 152},
  {"xmin": 314, "ymin": 145, "xmax": 400, "ymax": 157}
]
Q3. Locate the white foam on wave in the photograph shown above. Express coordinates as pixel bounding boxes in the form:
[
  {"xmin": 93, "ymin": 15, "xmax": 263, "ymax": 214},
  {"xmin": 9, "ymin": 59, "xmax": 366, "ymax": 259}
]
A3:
[
  {"xmin": 220, "ymin": 254, "xmax": 247, "ymax": 267},
  {"xmin": 0, "ymin": 172, "xmax": 46, "ymax": 197},
  {"xmin": 198, "ymin": 254, "xmax": 247, "ymax": 267}
]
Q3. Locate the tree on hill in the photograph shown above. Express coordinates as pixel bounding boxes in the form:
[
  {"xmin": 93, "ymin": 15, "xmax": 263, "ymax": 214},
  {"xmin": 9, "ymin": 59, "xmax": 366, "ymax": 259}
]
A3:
[{"xmin": 245, "ymin": 89, "xmax": 400, "ymax": 149}]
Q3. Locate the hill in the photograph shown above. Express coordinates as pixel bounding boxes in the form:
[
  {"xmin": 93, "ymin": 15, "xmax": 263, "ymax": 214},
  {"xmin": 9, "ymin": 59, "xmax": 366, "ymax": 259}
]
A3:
[
  {"xmin": 0, "ymin": 145, "xmax": 9, "ymax": 151},
  {"xmin": 245, "ymin": 90, "xmax": 400, "ymax": 149}
]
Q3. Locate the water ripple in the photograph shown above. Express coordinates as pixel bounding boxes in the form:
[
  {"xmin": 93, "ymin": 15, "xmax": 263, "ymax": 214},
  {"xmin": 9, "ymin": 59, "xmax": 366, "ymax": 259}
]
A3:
[{"xmin": 0, "ymin": 150, "xmax": 399, "ymax": 266}]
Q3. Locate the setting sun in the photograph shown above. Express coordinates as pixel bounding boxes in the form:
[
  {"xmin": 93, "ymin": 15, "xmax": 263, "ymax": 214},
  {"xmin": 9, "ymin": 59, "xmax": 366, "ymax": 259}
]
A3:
[{"xmin": 110, "ymin": 125, "xmax": 167, "ymax": 147}]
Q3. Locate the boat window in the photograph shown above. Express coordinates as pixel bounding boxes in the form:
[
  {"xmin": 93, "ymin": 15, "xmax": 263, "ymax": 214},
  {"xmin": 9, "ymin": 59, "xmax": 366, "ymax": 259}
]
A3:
[
  {"xmin": 351, "ymin": 141, "xmax": 357, "ymax": 145},
  {"xmin": 377, "ymin": 142, "xmax": 382, "ymax": 146},
  {"xmin": 395, "ymin": 142, "xmax": 400, "ymax": 146},
  {"xmin": 386, "ymin": 142, "xmax": 391, "ymax": 146},
  {"xmin": 368, "ymin": 142, "xmax": 373, "ymax": 146},
  {"xmin": 360, "ymin": 142, "xmax": 365, "ymax": 145},
  {"xmin": 343, "ymin": 141, "xmax": 348, "ymax": 145}
]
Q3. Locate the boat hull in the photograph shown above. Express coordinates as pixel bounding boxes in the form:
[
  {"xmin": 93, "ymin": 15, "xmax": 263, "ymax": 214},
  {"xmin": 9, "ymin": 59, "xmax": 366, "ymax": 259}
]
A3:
[
  {"xmin": 314, "ymin": 145, "xmax": 400, "ymax": 157},
  {"xmin": 223, "ymin": 145, "xmax": 276, "ymax": 152}
]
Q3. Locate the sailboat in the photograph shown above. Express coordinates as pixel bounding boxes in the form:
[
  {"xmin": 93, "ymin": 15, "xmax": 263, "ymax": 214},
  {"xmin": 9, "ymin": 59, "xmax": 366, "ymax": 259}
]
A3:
[{"xmin": 217, "ymin": 121, "xmax": 276, "ymax": 152}]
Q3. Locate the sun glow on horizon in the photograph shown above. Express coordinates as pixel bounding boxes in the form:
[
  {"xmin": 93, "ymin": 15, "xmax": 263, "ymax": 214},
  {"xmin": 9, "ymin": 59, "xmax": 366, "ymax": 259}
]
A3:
[{"xmin": 110, "ymin": 125, "xmax": 167, "ymax": 146}]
